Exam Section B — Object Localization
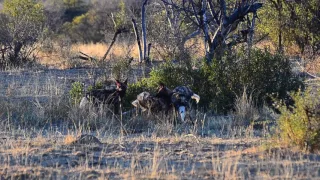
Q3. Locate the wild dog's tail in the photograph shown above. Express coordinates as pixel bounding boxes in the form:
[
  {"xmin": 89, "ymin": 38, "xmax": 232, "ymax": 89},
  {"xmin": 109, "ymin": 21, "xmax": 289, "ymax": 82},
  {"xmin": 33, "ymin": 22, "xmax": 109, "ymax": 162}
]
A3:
[{"xmin": 191, "ymin": 93, "xmax": 200, "ymax": 104}]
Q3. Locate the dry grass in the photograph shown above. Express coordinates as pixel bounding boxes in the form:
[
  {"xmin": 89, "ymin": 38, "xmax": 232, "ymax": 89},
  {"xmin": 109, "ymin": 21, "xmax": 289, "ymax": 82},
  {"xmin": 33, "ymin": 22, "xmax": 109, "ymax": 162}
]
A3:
[
  {"xmin": 64, "ymin": 134, "xmax": 77, "ymax": 145},
  {"xmin": 233, "ymin": 87, "xmax": 259, "ymax": 126},
  {"xmin": 71, "ymin": 42, "xmax": 141, "ymax": 60},
  {"xmin": 0, "ymin": 63, "xmax": 319, "ymax": 179},
  {"xmin": 306, "ymin": 56, "xmax": 320, "ymax": 75},
  {"xmin": 36, "ymin": 37, "xmax": 206, "ymax": 69},
  {"xmin": 0, "ymin": 130, "xmax": 319, "ymax": 179}
]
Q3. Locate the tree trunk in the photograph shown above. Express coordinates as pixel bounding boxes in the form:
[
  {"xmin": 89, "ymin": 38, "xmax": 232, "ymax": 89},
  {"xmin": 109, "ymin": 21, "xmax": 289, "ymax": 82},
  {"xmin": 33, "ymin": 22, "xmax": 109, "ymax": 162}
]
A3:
[
  {"xmin": 147, "ymin": 43, "xmax": 152, "ymax": 61},
  {"xmin": 201, "ymin": 0, "xmax": 209, "ymax": 58},
  {"xmin": 132, "ymin": 18, "xmax": 143, "ymax": 63},
  {"xmin": 142, "ymin": 0, "xmax": 148, "ymax": 62},
  {"xmin": 277, "ymin": 0, "xmax": 283, "ymax": 53},
  {"xmin": 248, "ymin": 13, "xmax": 257, "ymax": 57}
]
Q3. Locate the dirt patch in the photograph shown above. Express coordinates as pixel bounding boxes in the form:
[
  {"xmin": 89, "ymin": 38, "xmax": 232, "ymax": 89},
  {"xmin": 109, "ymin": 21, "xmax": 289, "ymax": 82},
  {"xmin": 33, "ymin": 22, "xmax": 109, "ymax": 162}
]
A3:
[{"xmin": 0, "ymin": 135, "xmax": 319, "ymax": 179}]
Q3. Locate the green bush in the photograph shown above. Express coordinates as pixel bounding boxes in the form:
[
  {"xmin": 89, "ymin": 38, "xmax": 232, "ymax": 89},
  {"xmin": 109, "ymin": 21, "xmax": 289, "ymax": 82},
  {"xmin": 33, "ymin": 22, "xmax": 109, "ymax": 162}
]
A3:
[
  {"xmin": 0, "ymin": 0, "xmax": 45, "ymax": 68},
  {"xmin": 111, "ymin": 57, "xmax": 132, "ymax": 80},
  {"xmin": 277, "ymin": 88, "xmax": 320, "ymax": 152},
  {"xmin": 123, "ymin": 80, "xmax": 153, "ymax": 110},
  {"xmin": 125, "ymin": 48, "xmax": 303, "ymax": 114},
  {"xmin": 69, "ymin": 81, "xmax": 84, "ymax": 105},
  {"xmin": 87, "ymin": 81, "xmax": 103, "ymax": 92},
  {"xmin": 240, "ymin": 49, "xmax": 304, "ymax": 106}
]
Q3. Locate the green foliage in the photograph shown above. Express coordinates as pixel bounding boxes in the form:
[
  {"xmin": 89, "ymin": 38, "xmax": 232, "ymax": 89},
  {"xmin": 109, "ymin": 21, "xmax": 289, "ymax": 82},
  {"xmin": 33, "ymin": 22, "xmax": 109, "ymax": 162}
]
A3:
[
  {"xmin": 3, "ymin": 0, "xmax": 45, "ymax": 22},
  {"xmin": 123, "ymin": 80, "xmax": 153, "ymax": 110},
  {"xmin": 126, "ymin": 48, "xmax": 303, "ymax": 114},
  {"xmin": 0, "ymin": 0, "xmax": 45, "ymax": 68},
  {"xmin": 87, "ymin": 81, "xmax": 103, "ymax": 92},
  {"xmin": 62, "ymin": 10, "xmax": 104, "ymax": 43},
  {"xmin": 257, "ymin": 0, "xmax": 320, "ymax": 53},
  {"xmin": 113, "ymin": 0, "xmax": 128, "ymax": 30},
  {"xmin": 111, "ymin": 57, "xmax": 132, "ymax": 80},
  {"xmin": 69, "ymin": 81, "xmax": 84, "ymax": 105},
  {"xmin": 62, "ymin": 0, "xmax": 88, "ymax": 22},
  {"xmin": 240, "ymin": 49, "xmax": 304, "ymax": 104},
  {"xmin": 61, "ymin": 0, "xmax": 129, "ymax": 43},
  {"xmin": 278, "ymin": 88, "xmax": 320, "ymax": 152},
  {"xmin": 63, "ymin": 0, "xmax": 84, "ymax": 8}
]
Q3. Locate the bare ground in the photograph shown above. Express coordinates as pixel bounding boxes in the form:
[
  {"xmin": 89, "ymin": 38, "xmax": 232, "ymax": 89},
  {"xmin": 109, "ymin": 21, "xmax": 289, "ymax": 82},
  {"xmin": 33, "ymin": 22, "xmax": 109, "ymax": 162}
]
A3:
[{"xmin": 0, "ymin": 133, "xmax": 319, "ymax": 179}]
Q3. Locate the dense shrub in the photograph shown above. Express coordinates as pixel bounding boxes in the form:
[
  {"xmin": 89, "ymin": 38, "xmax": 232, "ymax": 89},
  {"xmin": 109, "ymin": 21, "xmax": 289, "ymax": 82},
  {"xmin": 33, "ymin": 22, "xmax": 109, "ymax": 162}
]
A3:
[
  {"xmin": 277, "ymin": 88, "xmax": 320, "ymax": 152},
  {"xmin": 69, "ymin": 81, "xmax": 84, "ymax": 105},
  {"xmin": 125, "ymin": 48, "xmax": 303, "ymax": 114},
  {"xmin": 0, "ymin": 0, "xmax": 45, "ymax": 68}
]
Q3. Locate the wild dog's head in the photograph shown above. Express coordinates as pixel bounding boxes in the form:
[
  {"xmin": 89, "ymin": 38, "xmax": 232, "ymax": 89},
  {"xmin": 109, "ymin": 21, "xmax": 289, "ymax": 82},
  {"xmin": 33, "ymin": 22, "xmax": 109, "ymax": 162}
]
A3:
[
  {"xmin": 156, "ymin": 82, "xmax": 172, "ymax": 100},
  {"xmin": 171, "ymin": 86, "xmax": 200, "ymax": 122},
  {"xmin": 115, "ymin": 79, "xmax": 128, "ymax": 98}
]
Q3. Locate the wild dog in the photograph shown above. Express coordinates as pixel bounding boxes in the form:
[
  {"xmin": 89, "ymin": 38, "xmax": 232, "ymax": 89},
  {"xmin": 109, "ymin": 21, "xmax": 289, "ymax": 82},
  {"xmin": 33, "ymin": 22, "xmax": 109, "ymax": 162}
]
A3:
[
  {"xmin": 155, "ymin": 82, "xmax": 173, "ymax": 112},
  {"xmin": 132, "ymin": 82, "xmax": 172, "ymax": 115},
  {"xmin": 171, "ymin": 86, "xmax": 200, "ymax": 122},
  {"xmin": 132, "ymin": 92, "xmax": 167, "ymax": 115},
  {"xmin": 79, "ymin": 79, "xmax": 128, "ymax": 114}
]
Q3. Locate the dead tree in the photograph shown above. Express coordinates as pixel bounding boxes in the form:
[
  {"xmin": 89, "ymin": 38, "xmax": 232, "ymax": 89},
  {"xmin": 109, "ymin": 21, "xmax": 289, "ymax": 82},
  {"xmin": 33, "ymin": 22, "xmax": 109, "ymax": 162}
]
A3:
[
  {"xmin": 161, "ymin": 0, "xmax": 263, "ymax": 63},
  {"xmin": 142, "ymin": 0, "xmax": 149, "ymax": 62},
  {"xmin": 101, "ymin": 27, "xmax": 129, "ymax": 61},
  {"xmin": 162, "ymin": 0, "xmax": 201, "ymax": 57},
  {"xmin": 132, "ymin": 0, "xmax": 150, "ymax": 63},
  {"xmin": 132, "ymin": 18, "xmax": 143, "ymax": 63}
]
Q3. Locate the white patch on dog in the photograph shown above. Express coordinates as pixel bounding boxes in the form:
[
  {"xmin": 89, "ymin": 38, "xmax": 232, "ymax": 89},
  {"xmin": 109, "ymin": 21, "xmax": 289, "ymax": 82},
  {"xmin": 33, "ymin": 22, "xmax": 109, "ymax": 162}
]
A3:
[
  {"xmin": 191, "ymin": 93, "xmax": 200, "ymax": 104},
  {"xmin": 179, "ymin": 106, "xmax": 186, "ymax": 122},
  {"xmin": 79, "ymin": 97, "xmax": 89, "ymax": 108}
]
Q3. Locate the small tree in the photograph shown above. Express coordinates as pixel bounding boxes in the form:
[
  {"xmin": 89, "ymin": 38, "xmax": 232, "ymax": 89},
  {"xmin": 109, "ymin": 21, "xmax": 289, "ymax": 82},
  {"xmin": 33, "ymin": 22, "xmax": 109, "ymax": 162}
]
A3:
[
  {"xmin": 161, "ymin": 0, "xmax": 263, "ymax": 63},
  {"xmin": 0, "ymin": 0, "xmax": 45, "ymax": 68},
  {"xmin": 257, "ymin": 0, "xmax": 320, "ymax": 56}
]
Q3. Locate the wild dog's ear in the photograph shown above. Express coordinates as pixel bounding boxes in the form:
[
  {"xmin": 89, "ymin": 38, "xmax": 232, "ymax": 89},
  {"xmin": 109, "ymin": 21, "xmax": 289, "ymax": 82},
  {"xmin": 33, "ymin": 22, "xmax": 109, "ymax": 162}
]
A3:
[
  {"xmin": 115, "ymin": 79, "xmax": 121, "ymax": 86},
  {"xmin": 123, "ymin": 78, "xmax": 128, "ymax": 85}
]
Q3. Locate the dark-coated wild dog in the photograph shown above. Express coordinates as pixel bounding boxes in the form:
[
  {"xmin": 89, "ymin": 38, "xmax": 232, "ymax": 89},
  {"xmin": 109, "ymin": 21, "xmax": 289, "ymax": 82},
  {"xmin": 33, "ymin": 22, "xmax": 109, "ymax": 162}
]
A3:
[
  {"xmin": 80, "ymin": 79, "xmax": 128, "ymax": 114},
  {"xmin": 132, "ymin": 85, "xmax": 200, "ymax": 122},
  {"xmin": 131, "ymin": 92, "xmax": 167, "ymax": 114},
  {"xmin": 132, "ymin": 83, "xmax": 172, "ymax": 115},
  {"xmin": 171, "ymin": 86, "xmax": 200, "ymax": 122}
]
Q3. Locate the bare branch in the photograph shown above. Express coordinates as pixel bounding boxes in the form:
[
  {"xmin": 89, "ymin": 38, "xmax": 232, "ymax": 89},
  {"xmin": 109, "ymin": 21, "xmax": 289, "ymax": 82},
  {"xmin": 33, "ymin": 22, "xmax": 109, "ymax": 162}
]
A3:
[
  {"xmin": 207, "ymin": 0, "xmax": 220, "ymax": 25},
  {"xmin": 227, "ymin": 3, "xmax": 262, "ymax": 26},
  {"xmin": 220, "ymin": 0, "xmax": 227, "ymax": 23},
  {"xmin": 182, "ymin": 29, "xmax": 201, "ymax": 43}
]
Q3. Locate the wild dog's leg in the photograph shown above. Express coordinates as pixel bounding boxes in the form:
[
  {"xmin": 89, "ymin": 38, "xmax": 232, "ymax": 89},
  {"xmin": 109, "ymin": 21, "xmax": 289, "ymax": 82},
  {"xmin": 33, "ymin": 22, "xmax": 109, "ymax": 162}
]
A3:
[
  {"xmin": 114, "ymin": 102, "xmax": 119, "ymax": 115},
  {"xmin": 187, "ymin": 111, "xmax": 194, "ymax": 126},
  {"xmin": 132, "ymin": 100, "xmax": 140, "ymax": 116}
]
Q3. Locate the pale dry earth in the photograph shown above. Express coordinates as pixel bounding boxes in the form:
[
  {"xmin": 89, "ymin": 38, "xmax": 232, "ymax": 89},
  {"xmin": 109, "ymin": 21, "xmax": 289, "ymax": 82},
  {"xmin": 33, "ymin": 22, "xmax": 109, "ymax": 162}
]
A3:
[{"xmin": 0, "ymin": 133, "xmax": 319, "ymax": 179}]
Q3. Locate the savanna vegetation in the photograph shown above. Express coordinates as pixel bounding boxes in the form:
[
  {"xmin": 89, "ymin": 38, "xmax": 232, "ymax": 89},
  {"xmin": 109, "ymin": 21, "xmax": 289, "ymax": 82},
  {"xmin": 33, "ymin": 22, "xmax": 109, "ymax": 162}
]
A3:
[{"xmin": 0, "ymin": 0, "xmax": 319, "ymax": 179}]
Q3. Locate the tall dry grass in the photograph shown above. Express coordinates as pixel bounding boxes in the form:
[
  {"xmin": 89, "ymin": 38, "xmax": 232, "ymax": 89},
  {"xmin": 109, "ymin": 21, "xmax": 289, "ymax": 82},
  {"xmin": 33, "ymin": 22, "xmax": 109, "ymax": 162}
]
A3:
[
  {"xmin": 36, "ymin": 37, "xmax": 206, "ymax": 69},
  {"xmin": 0, "ymin": 64, "xmax": 319, "ymax": 179},
  {"xmin": 233, "ymin": 87, "xmax": 259, "ymax": 127}
]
